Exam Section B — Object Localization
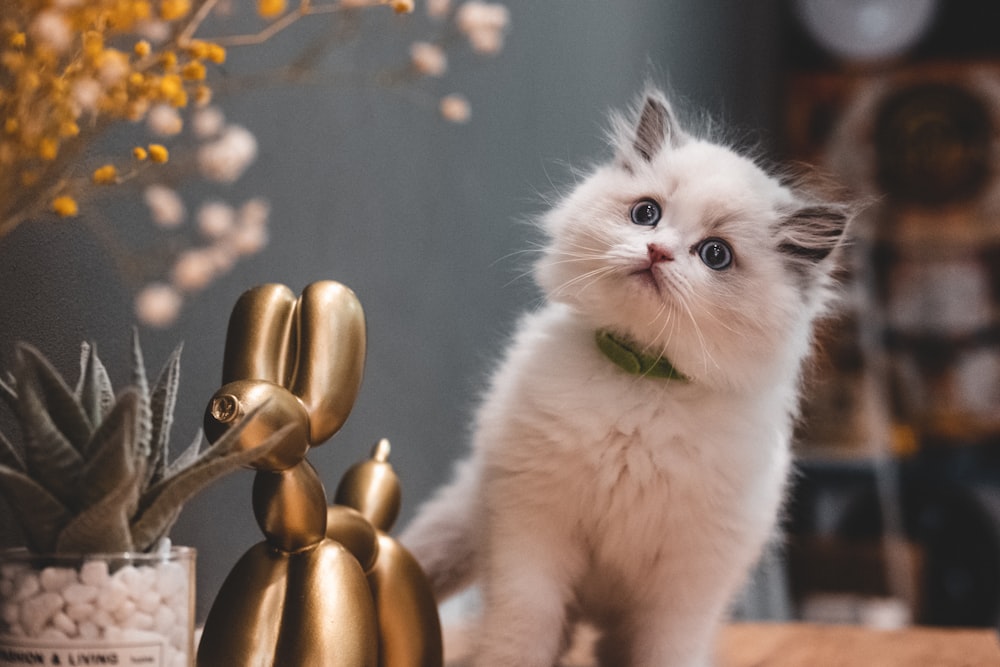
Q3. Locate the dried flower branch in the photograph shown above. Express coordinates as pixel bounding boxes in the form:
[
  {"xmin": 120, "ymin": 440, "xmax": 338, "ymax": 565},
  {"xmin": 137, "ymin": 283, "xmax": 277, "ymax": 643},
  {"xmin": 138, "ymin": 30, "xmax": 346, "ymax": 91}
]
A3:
[{"xmin": 1, "ymin": 0, "xmax": 510, "ymax": 327}]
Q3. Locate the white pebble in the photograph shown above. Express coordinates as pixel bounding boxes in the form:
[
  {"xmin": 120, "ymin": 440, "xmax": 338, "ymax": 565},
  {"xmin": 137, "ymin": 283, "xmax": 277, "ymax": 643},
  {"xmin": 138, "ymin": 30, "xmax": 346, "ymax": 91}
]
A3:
[
  {"xmin": 13, "ymin": 573, "xmax": 40, "ymax": 601},
  {"xmin": 154, "ymin": 605, "xmax": 176, "ymax": 635},
  {"xmin": 136, "ymin": 590, "xmax": 162, "ymax": 614},
  {"xmin": 114, "ymin": 565, "xmax": 140, "ymax": 591},
  {"xmin": 155, "ymin": 562, "xmax": 187, "ymax": 599},
  {"xmin": 0, "ymin": 563, "xmax": 27, "ymax": 581},
  {"xmin": 97, "ymin": 577, "xmax": 128, "ymax": 612},
  {"xmin": 38, "ymin": 627, "xmax": 69, "ymax": 641},
  {"xmin": 80, "ymin": 560, "xmax": 110, "ymax": 587},
  {"xmin": 21, "ymin": 592, "xmax": 63, "ymax": 636},
  {"xmin": 52, "ymin": 611, "xmax": 77, "ymax": 636},
  {"xmin": 112, "ymin": 599, "xmax": 137, "ymax": 624},
  {"xmin": 133, "ymin": 566, "xmax": 158, "ymax": 595},
  {"xmin": 2, "ymin": 600, "xmax": 19, "ymax": 625},
  {"xmin": 1, "ymin": 558, "xmax": 192, "ymax": 666},
  {"xmin": 62, "ymin": 582, "xmax": 98, "ymax": 605},
  {"xmin": 40, "ymin": 567, "xmax": 76, "ymax": 593},
  {"xmin": 78, "ymin": 620, "xmax": 100, "ymax": 640},
  {"xmin": 65, "ymin": 602, "xmax": 96, "ymax": 622},
  {"xmin": 121, "ymin": 628, "xmax": 161, "ymax": 643},
  {"xmin": 122, "ymin": 611, "xmax": 154, "ymax": 631},
  {"xmin": 92, "ymin": 609, "xmax": 114, "ymax": 628}
]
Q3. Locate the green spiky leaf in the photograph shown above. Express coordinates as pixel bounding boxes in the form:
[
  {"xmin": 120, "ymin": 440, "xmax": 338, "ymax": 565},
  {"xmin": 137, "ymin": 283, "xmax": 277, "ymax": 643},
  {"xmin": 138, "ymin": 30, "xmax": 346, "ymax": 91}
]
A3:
[
  {"xmin": 0, "ymin": 465, "xmax": 70, "ymax": 553},
  {"xmin": 0, "ymin": 429, "xmax": 25, "ymax": 472},
  {"xmin": 15, "ymin": 365, "xmax": 83, "ymax": 507},
  {"xmin": 146, "ymin": 344, "xmax": 182, "ymax": 488},
  {"xmin": 130, "ymin": 330, "xmax": 152, "ymax": 470},
  {"xmin": 16, "ymin": 344, "xmax": 92, "ymax": 451},
  {"xmin": 76, "ymin": 342, "xmax": 114, "ymax": 428},
  {"xmin": 0, "ymin": 373, "xmax": 16, "ymax": 411},
  {"xmin": 0, "ymin": 336, "xmax": 312, "ymax": 555},
  {"xmin": 131, "ymin": 419, "xmax": 295, "ymax": 551},
  {"xmin": 55, "ymin": 465, "xmax": 141, "ymax": 553},
  {"xmin": 168, "ymin": 430, "xmax": 204, "ymax": 478},
  {"xmin": 77, "ymin": 388, "xmax": 139, "ymax": 511}
]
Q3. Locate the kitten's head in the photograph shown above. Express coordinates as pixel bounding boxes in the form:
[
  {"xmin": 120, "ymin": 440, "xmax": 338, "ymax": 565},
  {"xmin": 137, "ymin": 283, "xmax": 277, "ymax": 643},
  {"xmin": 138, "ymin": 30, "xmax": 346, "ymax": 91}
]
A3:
[{"xmin": 535, "ymin": 89, "xmax": 852, "ymax": 390}]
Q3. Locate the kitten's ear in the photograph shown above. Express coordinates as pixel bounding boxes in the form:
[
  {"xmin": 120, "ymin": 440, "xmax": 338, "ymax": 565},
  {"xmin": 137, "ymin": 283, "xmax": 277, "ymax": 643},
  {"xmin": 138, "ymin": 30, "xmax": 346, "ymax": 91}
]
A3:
[
  {"xmin": 616, "ymin": 91, "xmax": 683, "ymax": 167},
  {"xmin": 777, "ymin": 203, "xmax": 851, "ymax": 268}
]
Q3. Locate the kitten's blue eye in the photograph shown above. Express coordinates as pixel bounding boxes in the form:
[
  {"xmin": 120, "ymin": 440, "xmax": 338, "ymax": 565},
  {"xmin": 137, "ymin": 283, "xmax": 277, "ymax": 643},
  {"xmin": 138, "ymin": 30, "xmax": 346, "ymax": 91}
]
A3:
[
  {"xmin": 630, "ymin": 199, "xmax": 660, "ymax": 227},
  {"xmin": 697, "ymin": 238, "xmax": 733, "ymax": 270}
]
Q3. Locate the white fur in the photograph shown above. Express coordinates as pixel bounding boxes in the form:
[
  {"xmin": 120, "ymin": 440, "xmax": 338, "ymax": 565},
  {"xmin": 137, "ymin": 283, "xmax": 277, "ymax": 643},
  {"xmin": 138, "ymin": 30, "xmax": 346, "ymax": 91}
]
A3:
[{"xmin": 401, "ymin": 90, "xmax": 848, "ymax": 667}]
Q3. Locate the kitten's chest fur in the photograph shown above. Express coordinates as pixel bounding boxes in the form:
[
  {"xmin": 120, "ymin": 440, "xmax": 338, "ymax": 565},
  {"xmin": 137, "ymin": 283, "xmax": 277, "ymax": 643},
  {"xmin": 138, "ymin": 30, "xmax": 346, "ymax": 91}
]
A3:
[{"xmin": 477, "ymin": 305, "xmax": 793, "ymax": 592}]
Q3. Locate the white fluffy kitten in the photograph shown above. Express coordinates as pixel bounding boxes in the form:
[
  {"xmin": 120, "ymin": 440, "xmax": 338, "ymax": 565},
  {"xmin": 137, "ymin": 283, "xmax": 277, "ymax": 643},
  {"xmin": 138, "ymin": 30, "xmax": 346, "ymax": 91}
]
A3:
[{"xmin": 401, "ymin": 89, "xmax": 850, "ymax": 667}]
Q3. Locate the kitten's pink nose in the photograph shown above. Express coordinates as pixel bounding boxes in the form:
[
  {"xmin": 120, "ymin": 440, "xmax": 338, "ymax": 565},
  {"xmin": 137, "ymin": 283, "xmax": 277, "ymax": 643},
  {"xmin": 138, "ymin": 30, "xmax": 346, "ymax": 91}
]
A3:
[{"xmin": 647, "ymin": 243, "xmax": 674, "ymax": 263}]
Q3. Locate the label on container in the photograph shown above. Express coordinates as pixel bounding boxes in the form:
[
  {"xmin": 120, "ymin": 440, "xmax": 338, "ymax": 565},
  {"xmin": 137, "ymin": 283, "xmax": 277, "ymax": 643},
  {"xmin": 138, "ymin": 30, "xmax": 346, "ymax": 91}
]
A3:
[{"xmin": 0, "ymin": 638, "xmax": 163, "ymax": 666}]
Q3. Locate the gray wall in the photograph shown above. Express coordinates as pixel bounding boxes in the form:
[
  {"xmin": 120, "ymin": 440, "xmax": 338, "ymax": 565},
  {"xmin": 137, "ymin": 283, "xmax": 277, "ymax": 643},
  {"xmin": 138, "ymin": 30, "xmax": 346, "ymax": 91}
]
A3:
[{"xmin": 0, "ymin": 1, "xmax": 781, "ymax": 619}]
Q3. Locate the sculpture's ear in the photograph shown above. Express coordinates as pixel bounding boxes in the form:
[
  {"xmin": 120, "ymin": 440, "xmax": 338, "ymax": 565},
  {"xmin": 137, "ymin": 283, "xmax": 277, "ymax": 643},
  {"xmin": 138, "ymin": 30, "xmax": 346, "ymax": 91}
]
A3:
[{"xmin": 616, "ymin": 90, "xmax": 683, "ymax": 168}]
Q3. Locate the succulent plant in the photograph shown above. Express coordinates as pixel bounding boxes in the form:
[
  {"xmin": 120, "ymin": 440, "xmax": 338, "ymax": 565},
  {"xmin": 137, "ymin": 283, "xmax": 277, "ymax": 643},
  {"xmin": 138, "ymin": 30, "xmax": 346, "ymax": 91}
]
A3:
[{"xmin": 0, "ymin": 332, "xmax": 289, "ymax": 554}]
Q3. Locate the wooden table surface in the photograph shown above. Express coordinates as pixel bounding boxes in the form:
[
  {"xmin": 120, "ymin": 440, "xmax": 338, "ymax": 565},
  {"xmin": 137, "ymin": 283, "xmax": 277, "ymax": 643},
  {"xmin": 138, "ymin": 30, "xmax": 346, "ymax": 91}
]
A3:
[
  {"xmin": 719, "ymin": 623, "xmax": 1000, "ymax": 666},
  {"xmin": 445, "ymin": 621, "xmax": 1000, "ymax": 666}
]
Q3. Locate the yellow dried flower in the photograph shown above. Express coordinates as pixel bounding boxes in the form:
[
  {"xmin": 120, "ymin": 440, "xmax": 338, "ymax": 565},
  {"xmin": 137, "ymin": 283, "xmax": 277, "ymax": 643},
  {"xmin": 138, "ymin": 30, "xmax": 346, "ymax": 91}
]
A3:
[
  {"xmin": 92, "ymin": 164, "xmax": 118, "ymax": 184},
  {"xmin": 182, "ymin": 61, "xmax": 206, "ymax": 81},
  {"xmin": 131, "ymin": 1, "xmax": 154, "ymax": 22},
  {"xmin": 148, "ymin": 144, "xmax": 169, "ymax": 163},
  {"xmin": 159, "ymin": 0, "xmax": 191, "ymax": 21},
  {"xmin": 171, "ymin": 89, "xmax": 188, "ymax": 108},
  {"xmin": 206, "ymin": 44, "xmax": 226, "ymax": 64},
  {"xmin": 59, "ymin": 121, "xmax": 80, "ymax": 137},
  {"xmin": 392, "ymin": 0, "xmax": 414, "ymax": 13},
  {"xmin": 10, "ymin": 33, "xmax": 26, "ymax": 48},
  {"xmin": 134, "ymin": 40, "xmax": 151, "ymax": 57},
  {"xmin": 38, "ymin": 138, "xmax": 58, "ymax": 160},
  {"xmin": 52, "ymin": 196, "xmax": 79, "ymax": 217},
  {"xmin": 157, "ymin": 74, "xmax": 182, "ymax": 99},
  {"xmin": 194, "ymin": 84, "xmax": 212, "ymax": 106},
  {"xmin": 133, "ymin": 146, "xmax": 149, "ymax": 160},
  {"xmin": 161, "ymin": 51, "xmax": 178, "ymax": 70},
  {"xmin": 83, "ymin": 32, "xmax": 104, "ymax": 59},
  {"xmin": 258, "ymin": 0, "xmax": 287, "ymax": 18},
  {"xmin": 187, "ymin": 41, "xmax": 210, "ymax": 59}
]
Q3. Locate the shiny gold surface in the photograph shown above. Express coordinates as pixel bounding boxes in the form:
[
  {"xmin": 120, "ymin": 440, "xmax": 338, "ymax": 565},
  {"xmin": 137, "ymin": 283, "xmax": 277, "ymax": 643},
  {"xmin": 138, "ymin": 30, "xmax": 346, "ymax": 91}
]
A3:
[
  {"xmin": 221, "ymin": 284, "xmax": 297, "ymax": 386},
  {"xmin": 253, "ymin": 460, "xmax": 328, "ymax": 553},
  {"xmin": 276, "ymin": 541, "xmax": 379, "ymax": 667},
  {"xmin": 204, "ymin": 379, "xmax": 310, "ymax": 470},
  {"xmin": 288, "ymin": 281, "xmax": 367, "ymax": 445},
  {"xmin": 198, "ymin": 541, "xmax": 378, "ymax": 667},
  {"xmin": 335, "ymin": 438, "xmax": 402, "ymax": 531},
  {"xmin": 199, "ymin": 281, "xmax": 441, "ymax": 667},
  {"xmin": 327, "ymin": 505, "xmax": 380, "ymax": 573},
  {"xmin": 369, "ymin": 535, "xmax": 444, "ymax": 667},
  {"xmin": 197, "ymin": 542, "xmax": 290, "ymax": 665},
  {"xmin": 335, "ymin": 440, "xmax": 443, "ymax": 667}
]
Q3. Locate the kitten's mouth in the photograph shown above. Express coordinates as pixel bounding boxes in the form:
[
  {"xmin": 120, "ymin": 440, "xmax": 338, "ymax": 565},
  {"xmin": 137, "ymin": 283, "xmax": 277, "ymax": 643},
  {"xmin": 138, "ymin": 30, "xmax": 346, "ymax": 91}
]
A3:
[{"xmin": 630, "ymin": 267, "xmax": 662, "ymax": 294}]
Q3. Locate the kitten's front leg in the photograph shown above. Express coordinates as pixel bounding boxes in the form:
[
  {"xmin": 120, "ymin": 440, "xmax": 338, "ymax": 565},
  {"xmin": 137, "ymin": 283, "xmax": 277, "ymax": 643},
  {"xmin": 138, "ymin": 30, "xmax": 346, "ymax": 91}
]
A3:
[
  {"xmin": 598, "ymin": 604, "xmax": 721, "ymax": 667},
  {"xmin": 473, "ymin": 521, "xmax": 581, "ymax": 667}
]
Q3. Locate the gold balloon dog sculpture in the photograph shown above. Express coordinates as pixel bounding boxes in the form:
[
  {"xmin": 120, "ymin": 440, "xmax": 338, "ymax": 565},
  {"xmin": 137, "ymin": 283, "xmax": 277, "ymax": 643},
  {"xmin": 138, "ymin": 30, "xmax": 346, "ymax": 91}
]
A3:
[{"xmin": 197, "ymin": 281, "xmax": 443, "ymax": 667}]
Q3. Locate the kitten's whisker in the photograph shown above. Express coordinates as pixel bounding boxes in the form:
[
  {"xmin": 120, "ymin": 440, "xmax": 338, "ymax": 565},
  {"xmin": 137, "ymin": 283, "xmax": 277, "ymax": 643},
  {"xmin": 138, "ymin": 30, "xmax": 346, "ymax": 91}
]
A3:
[
  {"xmin": 550, "ymin": 265, "xmax": 617, "ymax": 299},
  {"xmin": 672, "ymin": 284, "xmax": 721, "ymax": 376},
  {"xmin": 492, "ymin": 247, "xmax": 545, "ymax": 268}
]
